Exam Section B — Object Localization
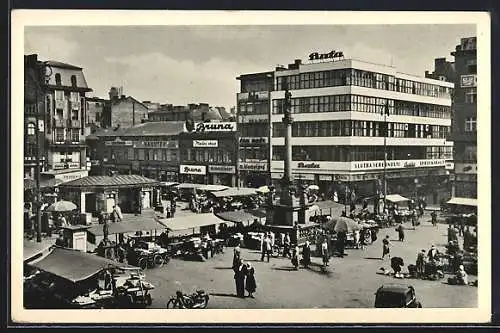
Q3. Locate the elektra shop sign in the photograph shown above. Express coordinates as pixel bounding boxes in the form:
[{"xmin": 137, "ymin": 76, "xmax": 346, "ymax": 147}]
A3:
[{"xmin": 180, "ymin": 164, "xmax": 206, "ymax": 175}]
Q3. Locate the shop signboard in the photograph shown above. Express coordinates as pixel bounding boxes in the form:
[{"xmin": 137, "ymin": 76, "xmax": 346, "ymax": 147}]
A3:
[
  {"xmin": 460, "ymin": 74, "xmax": 477, "ymax": 88},
  {"xmin": 239, "ymin": 162, "xmax": 268, "ymax": 172},
  {"xmin": 105, "ymin": 139, "xmax": 133, "ymax": 146},
  {"xmin": 185, "ymin": 121, "xmax": 237, "ymax": 133},
  {"xmin": 193, "ymin": 140, "xmax": 218, "ymax": 148},
  {"xmin": 134, "ymin": 140, "xmax": 178, "ymax": 149},
  {"xmin": 180, "ymin": 164, "xmax": 206, "ymax": 175},
  {"xmin": 455, "ymin": 163, "xmax": 477, "ymax": 174},
  {"xmin": 318, "ymin": 175, "xmax": 333, "ymax": 181},
  {"xmin": 239, "ymin": 137, "xmax": 268, "ymax": 145},
  {"xmin": 208, "ymin": 165, "xmax": 236, "ymax": 174}
]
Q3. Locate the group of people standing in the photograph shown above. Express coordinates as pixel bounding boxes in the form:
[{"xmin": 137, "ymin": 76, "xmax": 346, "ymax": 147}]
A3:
[{"xmin": 232, "ymin": 246, "xmax": 257, "ymax": 298}]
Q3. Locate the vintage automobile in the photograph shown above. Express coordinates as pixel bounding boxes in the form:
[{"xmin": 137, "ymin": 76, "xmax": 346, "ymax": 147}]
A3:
[
  {"xmin": 127, "ymin": 239, "xmax": 171, "ymax": 270},
  {"xmin": 374, "ymin": 284, "xmax": 423, "ymax": 308}
]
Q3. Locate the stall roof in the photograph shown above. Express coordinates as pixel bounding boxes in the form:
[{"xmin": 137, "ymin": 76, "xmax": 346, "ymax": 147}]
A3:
[
  {"xmin": 197, "ymin": 184, "xmax": 229, "ymax": 192},
  {"xmin": 215, "ymin": 209, "xmax": 266, "ymax": 224},
  {"xmin": 175, "ymin": 183, "xmax": 205, "ymax": 190},
  {"xmin": 385, "ymin": 194, "xmax": 410, "ymax": 203},
  {"xmin": 211, "ymin": 187, "xmax": 257, "ymax": 198},
  {"xmin": 446, "ymin": 197, "xmax": 478, "ymax": 207},
  {"xmin": 158, "ymin": 213, "xmax": 225, "ymax": 231},
  {"xmin": 59, "ymin": 175, "xmax": 159, "ymax": 189},
  {"xmin": 160, "ymin": 181, "xmax": 180, "ymax": 187},
  {"xmin": 24, "ymin": 239, "xmax": 54, "ymax": 262},
  {"xmin": 24, "ymin": 178, "xmax": 65, "ymax": 190},
  {"xmin": 29, "ymin": 247, "xmax": 135, "ymax": 283},
  {"xmin": 88, "ymin": 216, "xmax": 167, "ymax": 236}
]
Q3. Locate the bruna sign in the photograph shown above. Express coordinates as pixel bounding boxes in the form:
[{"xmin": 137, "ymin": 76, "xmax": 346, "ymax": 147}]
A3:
[
  {"xmin": 180, "ymin": 164, "xmax": 206, "ymax": 175},
  {"xmin": 186, "ymin": 122, "xmax": 237, "ymax": 133},
  {"xmin": 309, "ymin": 50, "xmax": 344, "ymax": 61}
]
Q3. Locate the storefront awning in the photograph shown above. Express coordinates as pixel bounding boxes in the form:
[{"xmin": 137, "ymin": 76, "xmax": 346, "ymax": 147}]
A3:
[
  {"xmin": 158, "ymin": 213, "xmax": 225, "ymax": 232},
  {"xmin": 211, "ymin": 187, "xmax": 257, "ymax": 198},
  {"xmin": 88, "ymin": 216, "xmax": 168, "ymax": 236},
  {"xmin": 215, "ymin": 209, "xmax": 267, "ymax": 224},
  {"xmin": 29, "ymin": 247, "xmax": 135, "ymax": 283},
  {"xmin": 446, "ymin": 197, "xmax": 478, "ymax": 207},
  {"xmin": 311, "ymin": 200, "xmax": 345, "ymax": 217}
]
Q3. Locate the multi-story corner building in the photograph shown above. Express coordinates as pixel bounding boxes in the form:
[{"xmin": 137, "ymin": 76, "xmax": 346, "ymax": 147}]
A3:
[
  {"xmin": 450, "ymin": 37, "xmax": 477, "ymax": 201},
  {"xmin": 238, "ymin": 55, "xmax": 455, "ymax": 204},
  {"xmin": 236, "ymin": 71, "xmax": 274, "ymax": 187},
  {"xmin": 25, "ymin": 54, "xmax": 93, "ymax": 179}
]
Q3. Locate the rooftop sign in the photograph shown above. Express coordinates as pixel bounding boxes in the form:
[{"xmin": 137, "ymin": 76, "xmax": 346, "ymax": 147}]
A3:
[{"xmin": 309, "ymin": 50, "xmax": 344, "ymax": 62}]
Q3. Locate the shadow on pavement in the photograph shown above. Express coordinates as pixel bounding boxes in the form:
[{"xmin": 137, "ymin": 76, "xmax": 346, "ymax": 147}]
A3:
[
  {"xmin": 364, "ymin": 257, "xmax": 383, "ymax": 260},
  {"xmin": 306, "ymin": 263, "xmax": 333, "ymax": 276},
  {"xmin": 272, "ymin": 267, "xmax": 297, "ymax": 272},
  {"xmin": 210, "ymin": 292, "xmax": 241, "ymax": 298},
  {"xmin": 213, "ymin": 267, "xmax": 234, "ymax": 270}
]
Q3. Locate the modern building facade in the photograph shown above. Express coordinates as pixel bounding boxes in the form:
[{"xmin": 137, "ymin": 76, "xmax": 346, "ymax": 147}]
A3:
[
  {"xmin": 237, "ymin": 55, "xmax": 455, "ymax": 204},
  {"xmin": 236, "ymin": 71, "xmax": 274, "ymax": 188},
  {"xmin": 450, "ymin": 37, "xmax": 477, "ymax": 200}
]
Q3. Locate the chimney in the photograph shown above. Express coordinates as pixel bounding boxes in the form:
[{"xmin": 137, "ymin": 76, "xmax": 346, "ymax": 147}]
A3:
[{"xmin": 294, "ymin": 59, "xmax": 302, "ymax": 65}]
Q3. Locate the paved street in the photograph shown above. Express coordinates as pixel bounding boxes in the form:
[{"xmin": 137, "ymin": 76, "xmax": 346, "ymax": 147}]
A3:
[{"xmin": 144, "ymin": 216, "xmax": 477, "ymax": 309}]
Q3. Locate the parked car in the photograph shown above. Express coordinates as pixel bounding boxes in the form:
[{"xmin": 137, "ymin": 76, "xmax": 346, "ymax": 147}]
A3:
[{"xmin": 374, "ymin": 284, "xmax": 422, "ymax": 308}]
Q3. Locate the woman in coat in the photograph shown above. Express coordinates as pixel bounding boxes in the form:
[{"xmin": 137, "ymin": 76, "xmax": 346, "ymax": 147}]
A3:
[
  {"xmin": 302, "ymin": 241, "xmax": 311, "ymax": 268},
  {"xmin": 245, "ymin": 263, "xmax": 257, "ymax": 298},
  {"xmin": 234, "ymin": 259, "xmax": 247, "ymax": 298},
  {"xmin": 291, "ymin": 245, "xmax": 299, "ymax": 270}
]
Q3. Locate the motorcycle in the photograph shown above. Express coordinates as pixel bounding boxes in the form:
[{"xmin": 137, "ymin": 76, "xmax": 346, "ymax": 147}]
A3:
[{"xmin": 166, "ymin": 290, "xmax": 209, "ymax": 309}]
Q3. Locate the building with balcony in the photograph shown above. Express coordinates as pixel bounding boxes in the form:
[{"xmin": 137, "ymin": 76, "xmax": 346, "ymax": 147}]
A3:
[
  {"xmin": 236, "ymin": 71, "xmax": 274, "ymax": 187},
  {"xmin": 25, "ymin": 54, "xmax": 93, "ymax": 178},
  {"xmin": 450, "ymin": 37, "xmax": 477, "ymax": 200},
  {"xmin": 238, "ymin": 56, "xmax": 455, "ymax": 204}
]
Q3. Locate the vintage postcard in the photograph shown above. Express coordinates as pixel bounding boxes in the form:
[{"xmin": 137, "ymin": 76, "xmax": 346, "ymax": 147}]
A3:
[{"xmin": 11, "ymin": 10, "xmax": 491, "ymax": 324}]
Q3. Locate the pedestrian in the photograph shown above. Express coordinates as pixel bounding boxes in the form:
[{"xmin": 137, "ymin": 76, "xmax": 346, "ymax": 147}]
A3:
[
  {"xmin": 291, "ymin": 244, "xmax": 299, "ymax": 270},
  {"xmin": 261, "ymin": 233, "xmax": 272, "ymax": 262},
  {"xmin": 416, "ymin": 249, "xmax": 426, "ymax": 278},
  {"xmin": 234, "ymin": 259, "xmax": 247, "ymax": 298},
  {"xmin": 427, "ymin": 244, "xmax": 439, "ymax": 261},
  {"xmin": 382, "ymin": 235, "xmax": 391, "ymax": 259},
  {"xmin": 283, "ymin": 233, "xmax": 291, "ymax": 258},
  {"xmin": 170, "ymin": 198, "xmax": 176, "ymax": 218},
  {"xmin": 245, "ymin": 263, "xmax": 256, "ymax": 298},
  {"xmin": 302, "ymin": 240, "xmax": 311, "ymax": 268},
  {"xmin": 353, "ymin": 229, "xmax": 361, "ymax": 249},
  {"xmin": 232, "ymin": 245, "xmax": 241, "ymax": 271},
  {"xmin": 321, "ymin": 238, "xmax": 329, "ymax": 267},
  {"xmin": 431, "ymin": 211, "xmax": 438, "ymax": 227},
  {"xmin": 112, "ymin": 205, "xmax": 123, "ymax": 222},
  {"xmin": 391, "ymin": 256, "xmax": 405, "ymax": 278},
  {"xmin": 359, "ymin": 228, "xmax": 367, "ymax": 250},
  {"xmin": 396, "ymin": 224, "xmax": 405, "ymax": 242},
  {"xmin": 337, "ymin": 231, "xmax": 346, "ymax": 257}
]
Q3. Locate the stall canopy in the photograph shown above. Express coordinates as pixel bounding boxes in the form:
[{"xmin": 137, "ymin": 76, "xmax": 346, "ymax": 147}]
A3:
[
  {"xmin": 385, "ymin": 194, "xmax": 410, "ymax": 203},
  {"xmin": 446, "ymin": 197, "xmax": 478, "ymax": 207},
  {"xmin": 175, "ymin": 183, "xmax": 205, "ymax": 190},
  {"xmin": 160, "ymin": 181, "xmax": 180, "ymax": 187},
  {"xmin": 29, "ymin": 247, "xmax": 135, "ymax": 283},
  {"xmin": 197, "ymin": 184, "xmax": 229, "ymax": 192},
  {"xmin": 24, "ymin": 239, "xmax": 54, "ymax": 262},
  {"xmin": 158, "ymin": 213, "xmax": 226, "ymax": 232},
  {"xmin": 87, "ymin": 216, "xmax": 168, "ymax": 236},
  {"xmin": 215, "ymin": 208, "xmax": 267, "ymax": 224},
  {"xmin": 58, "ymin": 175, "xmax": 159, "ymax": 190},
  {"xmin": 313, "ymin": 200, "xmax": 345, "ymax": 216},
  {"xmin": 211, "ymin": 187, "xmax": 257, "ymax": 198},
  {"xmin": 24, "ymin": 178, "xmax": 64, "ymax": 190}
]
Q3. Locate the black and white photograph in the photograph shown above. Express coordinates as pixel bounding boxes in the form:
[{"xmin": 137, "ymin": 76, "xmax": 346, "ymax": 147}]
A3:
[{"xmin": 11, "ymin": 10, "xmax": 491, "ymax": 323}]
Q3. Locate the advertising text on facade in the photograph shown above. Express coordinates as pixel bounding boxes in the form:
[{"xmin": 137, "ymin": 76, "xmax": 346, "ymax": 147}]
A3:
[
  {"xmin": 208, "ymin": 165, "xmax": 236, "ymax": 174},
  {"xmin": 309, "ymin": 50, "xmax": 344, "ymax": 62},
  {"xmin": 189, "ymin": 122, "xmax": 237, "ymax": 133},
  {"xmin": 239, "ymin": 162, "xmax": 268, "ymax": 171},
  {"xmin": 239, "ymin": 137, "xmax": 268, "ymax": 145},
  {"xmin": 460, "ymin": 74, "xmax": 477, "ymax": 88},
  {"xmin": 193, "ymin": 140, "xmax": 219, "ymax": 148},
  {"xmin": 180, "ymin": 164, "xmax": 206, "ymax": 175}
]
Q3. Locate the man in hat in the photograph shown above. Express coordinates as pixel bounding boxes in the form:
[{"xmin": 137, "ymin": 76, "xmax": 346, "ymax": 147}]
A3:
[
  {"xmin": 261, "ymin": 233, "xmax": 272, "ymax": 263},
  {"xmin": 416, "ymin": 249, "xmax": 426, "ymax": 278},
  {"xmin": 428, "ymin": 245, "xmax": 440, "ymax": 261}
]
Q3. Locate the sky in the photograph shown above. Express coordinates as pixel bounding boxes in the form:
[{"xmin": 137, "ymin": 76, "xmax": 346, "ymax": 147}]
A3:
[{"xmin": 25, "ymin": 24, "xmax": 476, "ymax": 110}]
